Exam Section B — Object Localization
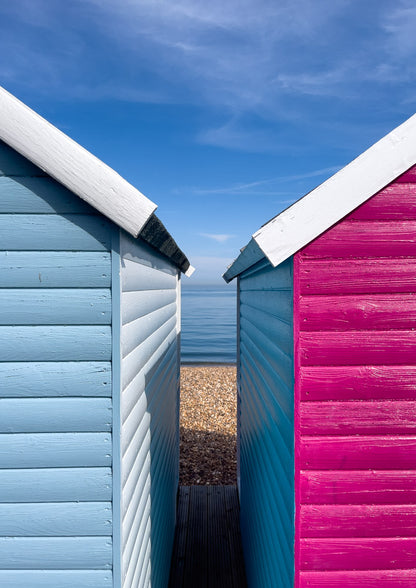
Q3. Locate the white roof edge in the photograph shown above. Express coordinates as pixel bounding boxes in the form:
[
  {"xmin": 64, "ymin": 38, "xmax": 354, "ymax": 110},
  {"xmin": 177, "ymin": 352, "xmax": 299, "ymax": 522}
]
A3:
[
  {"xmin": 252, "ymin": 113, "xmax": 416, "ymax": 268},
  {"xmin": 184, "ymin": 265, "xmax": 195, "ymax": 277},
  {"xmin": 0, "ymin": 86, "xmax": 157, "ymax": 237}
]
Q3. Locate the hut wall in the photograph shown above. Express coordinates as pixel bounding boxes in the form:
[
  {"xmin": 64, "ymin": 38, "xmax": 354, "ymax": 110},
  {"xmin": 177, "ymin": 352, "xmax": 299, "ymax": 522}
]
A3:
[
  {"xmin": 295, "ymin": 165, "xmax": 416, "ymax": 587},
  {"xmin": 119, "ymin": 233, "xmax": 180, "ymax": 588},
  {"xmin": 238, "ymin": 257, "xmax": 294, "ymax": 588},
  {"xmin": 0, "ymin": 141, "xmax": 114, "ymax": 587}
]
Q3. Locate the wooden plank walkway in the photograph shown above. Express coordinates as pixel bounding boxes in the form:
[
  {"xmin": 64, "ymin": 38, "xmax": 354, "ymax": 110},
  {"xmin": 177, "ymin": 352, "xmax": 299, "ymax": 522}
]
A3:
[{"xmin": 169, "ymin": 486, "xmax": 248, "ymax": 588}]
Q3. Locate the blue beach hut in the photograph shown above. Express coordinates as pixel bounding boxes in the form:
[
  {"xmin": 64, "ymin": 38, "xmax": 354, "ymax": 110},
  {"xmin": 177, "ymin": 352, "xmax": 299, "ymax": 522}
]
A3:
[{"xmin": 0, "ymin": 87, "xmax": 192, "ymax": 588}]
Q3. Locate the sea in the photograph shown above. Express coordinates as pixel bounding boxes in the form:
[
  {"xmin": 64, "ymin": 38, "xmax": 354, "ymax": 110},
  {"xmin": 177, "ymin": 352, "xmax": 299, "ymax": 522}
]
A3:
[{"xmin": 181, "ymin": 286, "xmax": 236, "ymax": 364}]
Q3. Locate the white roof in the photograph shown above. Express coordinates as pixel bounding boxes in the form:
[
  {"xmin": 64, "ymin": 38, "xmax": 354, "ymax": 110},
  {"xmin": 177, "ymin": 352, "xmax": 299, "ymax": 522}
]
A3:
[
  {"xmin": 0, "ymin": 86, "xmax": 157, "ymax": 237},
  {"xmin": 0, "ymin": 86, "xmax": 193, "ymax": 275},
  {"xmin": 224, "ymin": 112, "xmax": 416, "ymax": 282}
]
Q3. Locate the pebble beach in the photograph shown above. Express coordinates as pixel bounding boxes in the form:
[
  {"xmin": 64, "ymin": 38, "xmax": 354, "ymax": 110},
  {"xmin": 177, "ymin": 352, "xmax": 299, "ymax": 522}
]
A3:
[{"xmin": 179, "ymin": 365, "xmax": 237, "ymax": 485}]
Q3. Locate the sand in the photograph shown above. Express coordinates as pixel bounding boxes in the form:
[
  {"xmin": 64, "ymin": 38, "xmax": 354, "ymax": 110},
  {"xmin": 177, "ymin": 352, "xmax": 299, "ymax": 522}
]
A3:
[{"xmin": 179, "ymin": 365, "xmax": 237, "ymax": 485}]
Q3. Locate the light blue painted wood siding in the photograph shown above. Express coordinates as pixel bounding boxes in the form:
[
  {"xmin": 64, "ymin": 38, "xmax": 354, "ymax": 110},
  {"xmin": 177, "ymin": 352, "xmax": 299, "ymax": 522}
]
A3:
[
  {"xmin": 120, "ymin": 233, "xmax": 180, "ymax": 588},
  {"xmin": 238, "ymin": 257, "xmax": 295, "ymax": 588},
  {"xmin": 0, "ymin": 141, "xmax": 113, "ymax": 587}
]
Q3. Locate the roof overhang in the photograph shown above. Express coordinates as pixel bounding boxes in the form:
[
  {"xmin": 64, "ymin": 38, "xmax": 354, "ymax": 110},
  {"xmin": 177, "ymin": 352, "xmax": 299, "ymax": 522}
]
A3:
[
  {"xmin": 0, "ymin": 86, "xmax": 192, "ymax": 275},
  {"xmin": 224, "ymin": 112, "xmax": 416, "ymax": 282}
]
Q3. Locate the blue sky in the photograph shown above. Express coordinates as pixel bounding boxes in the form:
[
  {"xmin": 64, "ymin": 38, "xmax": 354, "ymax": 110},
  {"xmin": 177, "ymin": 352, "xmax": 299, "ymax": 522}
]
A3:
[{"xmin": 1, "ymin": 0, "xmax": 416, "ymax": 284}]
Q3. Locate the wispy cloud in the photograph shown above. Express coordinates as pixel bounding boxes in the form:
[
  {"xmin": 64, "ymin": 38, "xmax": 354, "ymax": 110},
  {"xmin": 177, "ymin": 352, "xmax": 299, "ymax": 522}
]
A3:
[
  {"xmin": 2, "ymin": 0, "xmax": 415, "ymax": 152},
  {"xmin": 191, "ymin": 166, "xmax": 341, "ymax": 196},
  {"xmin": 200, "ymin": 233, "xmax": 235, "ymax": 243}
]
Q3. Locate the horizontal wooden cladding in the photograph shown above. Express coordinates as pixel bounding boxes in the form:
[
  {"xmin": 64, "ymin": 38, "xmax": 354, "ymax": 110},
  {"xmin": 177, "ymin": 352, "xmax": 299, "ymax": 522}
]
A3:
[
  {"xmin": 0, "ymin": 140, "xmax": 47, "ymax": 176},
  {"xmin": 0, "ymin": 468, "xmax": 112, "ymax": 502},
  {"xmin": 0, "ymin": 362, "xmax": 111, "ymax": 397},
  {"xmin": 345, "ymin": 183, "xmax": 416, "ymax": 220},
  {"xmin": 122, "ymin": 289, "xmax": 176, "ymax": 325},
  {"xmin": 0, "ymin": 570, "xmax": 112, "ymax": 588},
  {"xmin": 0, "ymin": 433, "xmax": 111, "ymax": 468},
  {"xmin": 300, "ymin": 437, "xmax": 416, "ymax": 470},
  {"xmin": 121, "ymin": 257, "xmax": 177, "ymax": 292},
  {"xmin": 300, "ymin": 537, "xmax": 416, "ymax": 571},
  {"xmin": 239, "ymin": 257, "xmax": 292, "ymax": 291},
  {"xmin": 0, "ymin": 176, "xmax": 95, "ymax": 214},
  {"xmin": 300, "ymin": 470, "xmax": 416, "ymax": 505},
  {"xmin": 0, "ymin": 214, "xmax": 111, "ymax": 251},
  {"xmin": 300, "ymin": 331, "xmax": 416, "ymax": 366},
  {"xmin": 0, "ymin": 502, "xmax": 112, "ymax": 536},
  {"xmin": 395, "ymin": 165, "xmax": 416, "ymax": 183},
  {"xmin": 0, "ymin": 289, "xmax": 111, "ymax": 325},
  {"xmin": 121, "ymin": 304, "xmax": 176, "ymax": 358},
  {"xmin": 240, "ymin": 289, "xmax": 292, "ymax": 323},
  {"xmin": 0, "ymin": 398, "xmax": 112, "ymax": 433},
  {"xmin": 299, "ymin": 294, "xmax": 416, "ymax": 331},
  {"xmin": 0, "ymin": 537, "xmax": 112, "ymax": 569},
  {"xmin": 300, "ymin": 401, "xmax": 416, "ymax": 435},
  {"xmin": 0, "ymin": 326, "xmax": 111, "ymax": 361},
  {"xmin": 299, "ymin": 258, "xmax": 416, "ymax": 295},
  {"xmin": 0, "ymin": 251, "xmax": 111, "ymax": 288},
  {"xmin": 300, "ymin": 366, "xmax": 416, "ymax": 401},
  {"xmin": 300, "ymin": 569, "xmax": 416, "ymax": 587},
  {"xmin": 300, "ymin": 504, "xmax": 416, "ymax": 537},
  {"xmin": 302, "ymin": 221, "xmax": 416, "ymax": 258}
]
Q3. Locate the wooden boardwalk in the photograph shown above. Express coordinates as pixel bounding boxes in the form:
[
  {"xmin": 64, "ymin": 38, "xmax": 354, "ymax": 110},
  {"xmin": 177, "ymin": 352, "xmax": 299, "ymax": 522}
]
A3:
[{"xmin": 169, "ymin": 486, "xmax": 248, "ymax": 587}]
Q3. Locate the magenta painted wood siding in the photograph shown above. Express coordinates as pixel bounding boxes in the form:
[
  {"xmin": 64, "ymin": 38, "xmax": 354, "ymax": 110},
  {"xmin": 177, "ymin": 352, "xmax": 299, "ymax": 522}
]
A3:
[{"xmin": 295, "ymin": 164, "xmax": 416, "ymax": 587}]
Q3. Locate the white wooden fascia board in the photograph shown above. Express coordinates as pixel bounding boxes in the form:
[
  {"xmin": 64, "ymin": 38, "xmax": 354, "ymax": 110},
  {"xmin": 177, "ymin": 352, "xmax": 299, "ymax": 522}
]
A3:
[
  {"xmin": 223, "ymin": 238, "xmax": 265, "ymax": 282},
  {"xmin": 0, "ymin": 86, "xmax": 157, "ymax": 237},
  {"xmin": 184, "ymin": 265, "xmax": 195, "ymax": 277},
  {"xmin": 254, "ymin": 113, "xmax": 416, "ymax": 267}
]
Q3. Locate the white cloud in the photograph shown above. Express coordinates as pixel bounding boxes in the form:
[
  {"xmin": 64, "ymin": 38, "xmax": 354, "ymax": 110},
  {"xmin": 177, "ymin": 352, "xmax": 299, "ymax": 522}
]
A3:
[{"xmin": 200, "ymin": 233, "xmax": 234, "ymax": 243}]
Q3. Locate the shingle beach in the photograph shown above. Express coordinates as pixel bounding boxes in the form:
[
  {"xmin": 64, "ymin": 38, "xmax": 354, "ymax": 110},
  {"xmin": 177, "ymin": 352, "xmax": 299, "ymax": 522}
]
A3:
[{"xmin": 179, "ymin": 366, "xmax": 237, "ymax": 485}]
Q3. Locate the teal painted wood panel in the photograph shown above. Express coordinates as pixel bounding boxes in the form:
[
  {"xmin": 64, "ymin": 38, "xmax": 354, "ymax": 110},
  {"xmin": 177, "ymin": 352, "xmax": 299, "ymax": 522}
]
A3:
[
  {"xmin": 0, "ymin": 570, "xmax": 112, "ymax": 588},
  {"xmin": 238, "ymin": 256, "xmax": 295, "ymax": 588},
  {"xmin": 0, "ymin": 140, "xmax": 46, "ymax": 176},
  {"xmin": 0, "ymin": 537, "xmax": 112, "ymax": 569},
  {"xmin": 0, "ymin": 362, "xmax": 111, "ymax": 397},
  {"xmin": 0, "ymin": 468, "xmax": 112, "ymax": 502},
  {"xmin": 0, "ymin": 176, "xmax": 96, "ymax": 213},
  {"xmin": 0, "ymin": 289, "xmax": 111, "ymax": 325},
  {"xmin": 0, "ymin": 214, "xmax": 111, "ymax": 251},
  {"xmin": 0, "ymin": 502, "xmax": 112, "ymax": 536},
  {"xmin": 0, "ymin": 326, "xmax": 111, "ymax": 361},
  {"xmin": 0, "ymin": 251, "xmax": 111, "ymax": 288},
  {"xmin": 0, "ymin": 433, "xmax": 112, "ymax": 468},
  {"xmin": 0, "ymin": 398, "xmax": 112, "ymax": 432}
]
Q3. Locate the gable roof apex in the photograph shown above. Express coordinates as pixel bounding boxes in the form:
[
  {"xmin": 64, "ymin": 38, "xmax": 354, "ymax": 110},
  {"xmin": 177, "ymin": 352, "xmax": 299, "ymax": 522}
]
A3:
[
  {"xmin": 0, "ymin": 86, "xmax": 157, "ymax": 238},
  {"xmin": 224, "ymin": 112, "xmax": 416, "ymax": 282}
]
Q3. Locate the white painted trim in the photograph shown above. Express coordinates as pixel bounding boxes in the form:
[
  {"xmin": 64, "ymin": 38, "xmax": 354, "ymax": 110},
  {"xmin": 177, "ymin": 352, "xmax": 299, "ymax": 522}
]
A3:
[
  {"xmin": 184, "ymin": 265, "xmax": 195, "ymax": 277},
  {"xmin": 0, "ymin": 86, "xmax": 157, "ymax": 237},
  {"xmin": 225, "ymin": 113, "xmax": 416, "ymax": 279},
  {"xmin": 255, "ymin": 113, "xmax": 416, "ymax": 267}
]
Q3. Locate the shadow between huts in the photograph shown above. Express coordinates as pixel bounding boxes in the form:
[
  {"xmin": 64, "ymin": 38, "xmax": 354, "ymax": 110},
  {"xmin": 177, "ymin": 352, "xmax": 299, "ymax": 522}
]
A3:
[{"xmin": 145, "ymin": 336, "xmax": 181, "ymax": 588}]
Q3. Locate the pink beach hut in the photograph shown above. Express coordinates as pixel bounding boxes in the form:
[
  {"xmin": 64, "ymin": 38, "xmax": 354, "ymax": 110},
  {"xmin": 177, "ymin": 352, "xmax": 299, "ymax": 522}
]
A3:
[{"xmin": 224, "ymin": 114, "xmax": 416, "ymax": 587}]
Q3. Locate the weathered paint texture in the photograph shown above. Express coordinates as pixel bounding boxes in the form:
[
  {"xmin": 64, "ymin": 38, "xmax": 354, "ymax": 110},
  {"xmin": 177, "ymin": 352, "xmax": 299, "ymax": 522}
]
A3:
[
  {"xmin": 295, "ymin": 164, "xmax": 416, "ymax": 587},
  {"xmin": 1, "ymin": 140, "xmax": 182, "ymax": 588},
  {"xmin": 0, "ymin": 141, "xmax": 113, "ymax": 587},
  {"xmin": 120, "ymin": 234, "xmax": 180, "ymax": 588},
  {"xmin": 238, "ymin": 258, "xmax": 294, "ymax": 588}
]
